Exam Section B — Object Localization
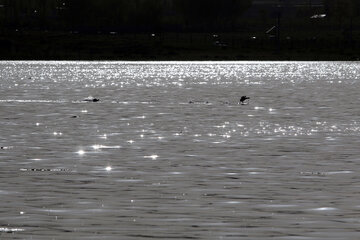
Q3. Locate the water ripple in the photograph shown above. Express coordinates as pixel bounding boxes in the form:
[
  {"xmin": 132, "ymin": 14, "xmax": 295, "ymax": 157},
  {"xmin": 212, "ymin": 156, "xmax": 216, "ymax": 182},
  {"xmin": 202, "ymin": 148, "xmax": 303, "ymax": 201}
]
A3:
[{"xmin": 1, "ymin": 61, "xmax": 360, "ymax": 239}]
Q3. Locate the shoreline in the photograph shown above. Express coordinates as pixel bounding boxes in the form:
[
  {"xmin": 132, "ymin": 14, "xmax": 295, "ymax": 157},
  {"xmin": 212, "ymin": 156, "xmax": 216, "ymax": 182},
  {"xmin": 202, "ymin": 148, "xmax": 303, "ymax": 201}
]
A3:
[{"xmin": 0, "ymin": 60, "xmax": 358, "ymax": 63}]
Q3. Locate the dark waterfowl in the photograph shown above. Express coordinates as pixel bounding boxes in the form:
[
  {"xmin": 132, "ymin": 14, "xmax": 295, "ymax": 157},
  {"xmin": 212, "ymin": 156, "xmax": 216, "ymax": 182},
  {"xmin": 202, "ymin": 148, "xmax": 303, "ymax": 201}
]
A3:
[
  {"xmin": 240, "ymin": 96, "xmax": 250, "ymax": 104},
  {"xmin": 83, "ymin": 96, "xmax": 100, "ymax": 102}
]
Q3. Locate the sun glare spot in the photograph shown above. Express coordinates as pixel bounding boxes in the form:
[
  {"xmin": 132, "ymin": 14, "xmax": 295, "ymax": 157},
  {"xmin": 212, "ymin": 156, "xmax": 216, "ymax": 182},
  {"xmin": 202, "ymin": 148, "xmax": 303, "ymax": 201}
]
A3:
[
  {"xmin": 92, "ymin": 145, "xmax": 101, "ymax": 150},
  {"xmin": 144, "ymin": 155, "xmax": 159, "ymax": 160},
  {"xmin": 77, "ymin": 150, "xmax": 85, "ymax": 156}
]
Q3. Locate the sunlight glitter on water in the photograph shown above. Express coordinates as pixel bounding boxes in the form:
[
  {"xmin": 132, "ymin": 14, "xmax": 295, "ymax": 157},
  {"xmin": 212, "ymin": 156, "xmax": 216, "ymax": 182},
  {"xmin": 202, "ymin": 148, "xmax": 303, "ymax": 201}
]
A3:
[
  {"xmin": 0, "ymin": 227, "xmax": 25, "ymax": 233},
  {"xmin": 77, "ymin": 150, "xmax": 85, "ymax": 156},
  {"xmin": 144, "ymin": 155, "xmax": 159, "ymax": 160},
  {"xmin": 2, "ymin": 61, "xmax": 360, "ymax": 240},
  {"xmin": 92, "ymin": 145, "xmax": 121, "ymax": 150},
  {"xmin": 311, "ymin": 207, "xmax": 338, "ymax": 211}
]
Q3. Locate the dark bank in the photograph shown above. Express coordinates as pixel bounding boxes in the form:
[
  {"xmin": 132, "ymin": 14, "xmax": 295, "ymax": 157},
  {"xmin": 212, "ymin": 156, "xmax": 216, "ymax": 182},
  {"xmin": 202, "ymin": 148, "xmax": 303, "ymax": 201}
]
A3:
[{"xmin": 0, "ymin": 0, "xmax": 359, "ymax": 60}]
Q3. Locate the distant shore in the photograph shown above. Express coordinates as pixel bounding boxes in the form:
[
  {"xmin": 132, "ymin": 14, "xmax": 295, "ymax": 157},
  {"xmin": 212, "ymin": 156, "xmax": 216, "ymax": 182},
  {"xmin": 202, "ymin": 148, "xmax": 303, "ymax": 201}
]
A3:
[{"xmin": 0, "ymin": 31, "xmax": 359, "ymax": 61}]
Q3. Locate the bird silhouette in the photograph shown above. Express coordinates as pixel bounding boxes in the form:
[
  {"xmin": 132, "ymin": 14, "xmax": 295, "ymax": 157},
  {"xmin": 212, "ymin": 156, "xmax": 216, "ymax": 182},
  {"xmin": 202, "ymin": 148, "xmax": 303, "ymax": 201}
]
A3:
[{"xmin": 240, "ymin": 96, "xmax": 250, "ymax": 104}]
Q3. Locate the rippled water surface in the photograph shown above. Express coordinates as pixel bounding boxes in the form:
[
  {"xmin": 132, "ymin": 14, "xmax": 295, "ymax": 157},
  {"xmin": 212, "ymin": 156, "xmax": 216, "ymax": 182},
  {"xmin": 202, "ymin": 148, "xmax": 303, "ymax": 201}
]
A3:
[{"xmin": 1, "ymin": 61, "xmax": 360, "ymax": 239}]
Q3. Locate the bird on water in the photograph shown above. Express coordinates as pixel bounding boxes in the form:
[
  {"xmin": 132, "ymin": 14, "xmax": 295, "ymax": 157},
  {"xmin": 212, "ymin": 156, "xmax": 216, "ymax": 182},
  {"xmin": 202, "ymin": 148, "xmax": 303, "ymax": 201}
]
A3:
[
  {"xmin": 240, "ymin": 96, "xmax": 250, "ymax": 104},
  {"xmin": 83, "ymin": 96, "xmax": 100, "ymax": 102}
]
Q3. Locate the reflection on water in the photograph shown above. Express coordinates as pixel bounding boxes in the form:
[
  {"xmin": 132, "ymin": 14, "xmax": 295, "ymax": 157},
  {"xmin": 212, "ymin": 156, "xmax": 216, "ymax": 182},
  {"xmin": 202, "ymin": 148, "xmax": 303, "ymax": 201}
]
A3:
[{"xmin": 1, "ymin": 61, "xmax": 360, "ymax": 239}]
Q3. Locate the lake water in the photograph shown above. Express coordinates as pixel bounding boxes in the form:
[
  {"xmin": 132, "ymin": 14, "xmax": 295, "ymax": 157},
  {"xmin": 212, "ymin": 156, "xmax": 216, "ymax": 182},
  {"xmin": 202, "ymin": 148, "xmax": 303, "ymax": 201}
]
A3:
[{"xmin": 1, "ymin": 61, "xmax": 360, "ymax": 240}]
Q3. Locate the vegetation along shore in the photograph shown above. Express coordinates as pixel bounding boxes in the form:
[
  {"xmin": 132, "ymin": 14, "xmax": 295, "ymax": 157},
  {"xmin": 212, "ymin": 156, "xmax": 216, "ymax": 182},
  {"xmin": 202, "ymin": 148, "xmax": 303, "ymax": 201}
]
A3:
[{"xmin": 0, "ymin": 0, "xmax": 359, "ymax": 60}]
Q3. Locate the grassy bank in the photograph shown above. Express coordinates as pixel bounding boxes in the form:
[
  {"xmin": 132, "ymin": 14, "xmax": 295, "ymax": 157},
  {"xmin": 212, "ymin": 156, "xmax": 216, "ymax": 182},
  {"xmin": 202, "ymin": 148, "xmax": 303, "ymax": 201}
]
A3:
[{"xmin": 0, "ymin": 31, "xmax": 359, "ymax": 61}]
